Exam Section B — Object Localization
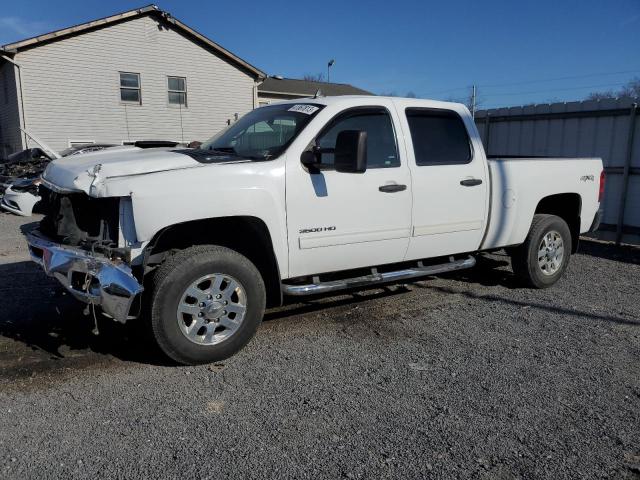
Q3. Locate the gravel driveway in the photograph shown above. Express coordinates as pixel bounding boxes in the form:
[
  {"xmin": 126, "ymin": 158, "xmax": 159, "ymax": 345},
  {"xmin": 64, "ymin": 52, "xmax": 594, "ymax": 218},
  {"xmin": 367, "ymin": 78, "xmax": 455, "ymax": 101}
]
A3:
[{"xmin": 0, "ymin": 212, "xmax": 638, "ymax": 479}]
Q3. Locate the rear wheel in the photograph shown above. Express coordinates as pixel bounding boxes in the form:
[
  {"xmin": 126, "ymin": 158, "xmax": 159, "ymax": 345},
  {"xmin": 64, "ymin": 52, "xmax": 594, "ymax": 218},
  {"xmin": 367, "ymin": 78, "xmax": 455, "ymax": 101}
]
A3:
[
  {"xmin": 510, "ymin": 214, "xmax": 572, "ymax": 288},
  {"xmin": 149, "ymin": 245, "xmax": 266, "ymax": 365}
]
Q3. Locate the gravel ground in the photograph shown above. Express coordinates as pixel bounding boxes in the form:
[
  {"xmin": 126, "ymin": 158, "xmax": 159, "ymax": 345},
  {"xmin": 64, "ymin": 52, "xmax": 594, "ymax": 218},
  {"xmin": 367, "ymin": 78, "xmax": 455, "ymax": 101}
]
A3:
[{"xmin": 0, "ymin": 211, "xmax": 638, "ymax": 479}]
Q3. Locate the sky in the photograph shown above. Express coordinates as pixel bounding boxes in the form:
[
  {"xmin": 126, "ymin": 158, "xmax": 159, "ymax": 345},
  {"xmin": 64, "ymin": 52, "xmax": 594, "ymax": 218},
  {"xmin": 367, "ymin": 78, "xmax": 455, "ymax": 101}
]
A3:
[{"xmin": 1, "ymin": 0, "xmax": 639, "ymax": 109}]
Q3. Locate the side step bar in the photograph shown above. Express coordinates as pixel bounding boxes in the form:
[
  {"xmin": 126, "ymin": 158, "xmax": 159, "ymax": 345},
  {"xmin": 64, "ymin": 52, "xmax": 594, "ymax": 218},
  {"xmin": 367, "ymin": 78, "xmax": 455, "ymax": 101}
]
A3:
[{"xmin": 282, "ymin": 255, "xmax": 476, "ymax": 296}]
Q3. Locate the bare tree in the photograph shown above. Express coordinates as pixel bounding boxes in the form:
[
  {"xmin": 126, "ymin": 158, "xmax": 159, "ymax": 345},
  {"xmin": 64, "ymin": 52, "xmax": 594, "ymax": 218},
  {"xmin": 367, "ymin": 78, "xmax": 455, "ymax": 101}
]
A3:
[
  {"xmin": 303, "ymin": 73, "xmax": 325, "ymax": 82},
  {"xmin": 587, "ymin": 90, "xmax": 617, "ymax": 100},
  {"xmin": 587, "ymin": 77, "xmax": 640, "ymax": 100},
  {"xmin": 620, "ymin": 78, "xmax": 640, "ymax": 97}
]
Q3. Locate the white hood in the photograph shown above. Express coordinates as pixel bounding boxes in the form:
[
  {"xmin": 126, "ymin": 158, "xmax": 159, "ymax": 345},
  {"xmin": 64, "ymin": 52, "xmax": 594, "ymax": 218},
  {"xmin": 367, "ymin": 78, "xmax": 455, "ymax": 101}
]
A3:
[{"xmin": 43, "ymin": 148, "xmax": 203, "ymax": 194}]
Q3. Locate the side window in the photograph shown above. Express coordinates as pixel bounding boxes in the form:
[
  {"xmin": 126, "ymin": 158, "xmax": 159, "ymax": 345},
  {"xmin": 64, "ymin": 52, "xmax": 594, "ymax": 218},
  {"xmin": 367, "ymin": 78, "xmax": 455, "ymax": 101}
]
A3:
[
  {"xmin": 406, "ymin": 108, "xmax": 471, "ymax": 166},
  {"xmin": 119, "ymin": 72, "xmax": 141, "ymax": 104},
  {"xmin": 168, "ymin": 76, "xmax": 187, "ymax": 106},
  {"xmin": 317, "ymin": 108, "xmax": 399, "ymax": 168}
]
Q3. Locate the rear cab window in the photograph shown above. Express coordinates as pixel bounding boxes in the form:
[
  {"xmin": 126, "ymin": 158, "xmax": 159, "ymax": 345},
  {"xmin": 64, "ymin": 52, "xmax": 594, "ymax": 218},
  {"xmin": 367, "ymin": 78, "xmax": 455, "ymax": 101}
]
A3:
[{"xmin": 405, "ymin": 108, "xmax": 472, "ymax": 166}]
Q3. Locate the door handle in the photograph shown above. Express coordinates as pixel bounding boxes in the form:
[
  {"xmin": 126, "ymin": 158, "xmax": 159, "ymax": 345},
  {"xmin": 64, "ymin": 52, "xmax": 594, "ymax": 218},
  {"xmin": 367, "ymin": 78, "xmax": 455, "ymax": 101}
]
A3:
[
  {"xmin": 379, "ymin": 184, "xmax": 407, "ymax": 193},
  {"xmin": 460, "ymin": 178, "xmax": 483, "ymax": 187}
]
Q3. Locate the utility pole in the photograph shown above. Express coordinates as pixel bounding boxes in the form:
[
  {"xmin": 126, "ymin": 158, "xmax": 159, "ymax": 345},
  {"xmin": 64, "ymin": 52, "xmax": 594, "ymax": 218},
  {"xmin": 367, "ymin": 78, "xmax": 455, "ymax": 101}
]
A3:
[{"xmin": 471, "ymin": 84, "xmax": 477, "ymax": 118}]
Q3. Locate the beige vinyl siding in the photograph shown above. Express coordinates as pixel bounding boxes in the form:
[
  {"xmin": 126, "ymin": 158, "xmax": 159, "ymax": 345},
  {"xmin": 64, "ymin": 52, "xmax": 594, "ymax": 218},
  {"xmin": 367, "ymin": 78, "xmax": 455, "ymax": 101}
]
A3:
[
  {"xmin": 0, "ymin": 62, "xmax": 23, "ymax": 155},
  {"xmin": 15, "ymin": 15, "xmax": 255, "ymax": 151}
]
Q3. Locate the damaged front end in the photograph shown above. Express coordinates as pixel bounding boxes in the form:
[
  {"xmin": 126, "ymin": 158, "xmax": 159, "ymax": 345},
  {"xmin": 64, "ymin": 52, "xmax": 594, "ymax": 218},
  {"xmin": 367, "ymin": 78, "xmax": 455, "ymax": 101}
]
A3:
[
  {"xmin": 25, "ymin": 185, "xmax": 143, "ymax": 322},
  {"xmin": 0, "ymin": 148, "xmax": 52, "ymax": 195}
]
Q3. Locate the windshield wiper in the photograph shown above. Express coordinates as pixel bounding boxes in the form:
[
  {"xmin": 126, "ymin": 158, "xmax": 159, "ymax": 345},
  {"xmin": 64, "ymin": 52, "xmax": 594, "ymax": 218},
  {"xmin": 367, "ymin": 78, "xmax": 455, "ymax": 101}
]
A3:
[
  {"xmin": 207, "ymin": 146, "xmax": 239, "ymax": 155},
  {"xmin": 200, "ymin": 146, "xmax": 275, "ymax": 161}
]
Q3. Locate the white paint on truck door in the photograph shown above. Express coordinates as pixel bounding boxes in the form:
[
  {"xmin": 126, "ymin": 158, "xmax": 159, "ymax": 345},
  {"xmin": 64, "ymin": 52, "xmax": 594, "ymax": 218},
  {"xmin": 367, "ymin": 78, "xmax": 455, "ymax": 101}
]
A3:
[
  {"xmin": 393, "ymin": 101, "xmax": 489, "ymax": 259},
  {"xmin": 285, "ymin": 102, "xmax": 412, "ymax": 278}
]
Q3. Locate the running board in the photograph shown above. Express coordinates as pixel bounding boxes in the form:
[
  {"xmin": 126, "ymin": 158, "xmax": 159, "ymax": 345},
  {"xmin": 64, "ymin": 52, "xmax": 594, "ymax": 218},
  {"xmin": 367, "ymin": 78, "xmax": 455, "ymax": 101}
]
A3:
[{"xmin": 282, "ymin": 256, "xmax": 476, "ymax": 296}]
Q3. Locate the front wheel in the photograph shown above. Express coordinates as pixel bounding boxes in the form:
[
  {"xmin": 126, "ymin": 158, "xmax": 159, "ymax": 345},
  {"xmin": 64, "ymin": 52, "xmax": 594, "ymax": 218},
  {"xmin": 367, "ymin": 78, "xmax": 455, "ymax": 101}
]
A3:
[
  {"xmin": 510, "ymin": 214, "xmax": 572, "ymax": 288},
  {"xmin": 149, "ymin": 245, "xmax": 266, "ymax": 365}
]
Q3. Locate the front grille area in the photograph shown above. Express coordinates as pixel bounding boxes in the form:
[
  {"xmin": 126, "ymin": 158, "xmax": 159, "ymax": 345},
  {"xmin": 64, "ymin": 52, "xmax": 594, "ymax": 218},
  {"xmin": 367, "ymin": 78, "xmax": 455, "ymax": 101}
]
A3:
[{"xmin": 38, "ymin": 186, "xmax": 120, "ymax": 248}]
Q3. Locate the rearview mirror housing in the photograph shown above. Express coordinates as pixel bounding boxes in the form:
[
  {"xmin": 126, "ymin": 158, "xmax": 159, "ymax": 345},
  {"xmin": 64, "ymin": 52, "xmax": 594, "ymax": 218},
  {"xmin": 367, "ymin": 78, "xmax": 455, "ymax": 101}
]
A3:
[
  {"xmin": 334, "ymin": 130, "xmax": 367, "ymax": 173},
  {"xmin": 300, "ymin": 149, "xmax": 318, "ymax": 168}
]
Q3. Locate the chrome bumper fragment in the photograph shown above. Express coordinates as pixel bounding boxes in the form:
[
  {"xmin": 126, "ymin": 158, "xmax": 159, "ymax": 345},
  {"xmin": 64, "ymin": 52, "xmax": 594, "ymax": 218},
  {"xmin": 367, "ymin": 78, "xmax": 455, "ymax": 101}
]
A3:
[{"xmin": 26, "ymin": 230, "xmax": 143, "ymax": 323}]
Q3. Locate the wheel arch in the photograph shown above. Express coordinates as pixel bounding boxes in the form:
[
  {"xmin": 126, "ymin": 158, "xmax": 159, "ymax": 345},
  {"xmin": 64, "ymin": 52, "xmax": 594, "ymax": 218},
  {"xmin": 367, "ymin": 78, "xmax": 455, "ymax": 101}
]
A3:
[
  {"xmin": 534, "ymin": 193, "xmax": 582, "ymax": 253},
  {"xmin": 144, "ymin": 216, "xmax": 282, "ymax": 308}
]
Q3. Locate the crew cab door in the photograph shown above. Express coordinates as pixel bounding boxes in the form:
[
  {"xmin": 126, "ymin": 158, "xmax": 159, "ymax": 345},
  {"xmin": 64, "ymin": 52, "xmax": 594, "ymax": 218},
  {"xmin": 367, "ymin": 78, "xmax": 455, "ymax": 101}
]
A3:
[
  {"xmin": 394, "ymin": 102, "xmax": 489, "ymax": 259},
  {"xmin": 285, "ymin": 102, "xmax": 412, "ymax": 278}
]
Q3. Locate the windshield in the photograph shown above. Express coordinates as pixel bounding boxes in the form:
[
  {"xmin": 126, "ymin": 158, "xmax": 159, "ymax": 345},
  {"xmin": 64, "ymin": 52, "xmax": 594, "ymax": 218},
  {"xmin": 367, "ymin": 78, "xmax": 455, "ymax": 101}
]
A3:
[{"xmin": 200, "ymin": 103, "xmax": 324, "ymax": 160}]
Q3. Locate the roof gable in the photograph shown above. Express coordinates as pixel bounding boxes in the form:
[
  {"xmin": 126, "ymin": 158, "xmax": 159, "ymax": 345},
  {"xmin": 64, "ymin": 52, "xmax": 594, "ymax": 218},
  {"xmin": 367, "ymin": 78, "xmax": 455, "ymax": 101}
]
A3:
[{"xmin": 0, "ymin": 5, "xmax": 265, "ymax": 78}]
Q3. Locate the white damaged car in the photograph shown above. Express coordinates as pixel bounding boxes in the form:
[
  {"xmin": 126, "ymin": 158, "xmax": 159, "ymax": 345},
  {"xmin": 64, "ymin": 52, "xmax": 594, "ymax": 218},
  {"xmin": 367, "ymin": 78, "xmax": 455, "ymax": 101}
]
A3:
[
  {"xmin": 1, "ymin": 177, "xmax": 44, "ymax": 216},
  {"xmin": 0, "ymin": 143, "xmax": 127, "ymax": 217},
  {"xmin": 1, "ymin": 143, "xmax": 146, "ymax": 216}
]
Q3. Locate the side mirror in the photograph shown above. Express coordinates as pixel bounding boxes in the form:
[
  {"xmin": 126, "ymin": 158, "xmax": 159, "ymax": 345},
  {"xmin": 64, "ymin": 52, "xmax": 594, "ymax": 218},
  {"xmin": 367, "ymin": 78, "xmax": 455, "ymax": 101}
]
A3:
[
  {"xmin": 335, "ymin": 130, "xmax": 367, "ymax": 173},
  {"xmin": 300, "ymin": 149, "xmax": 318, "ymax": 169}
]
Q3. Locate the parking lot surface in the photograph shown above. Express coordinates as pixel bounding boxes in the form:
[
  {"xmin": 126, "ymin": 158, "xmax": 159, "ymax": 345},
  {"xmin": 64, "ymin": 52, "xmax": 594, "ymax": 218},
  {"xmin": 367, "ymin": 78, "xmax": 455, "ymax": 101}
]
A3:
[{"xmin": 0, "ymin": 212, "xmax": 639, "ymax": 479}]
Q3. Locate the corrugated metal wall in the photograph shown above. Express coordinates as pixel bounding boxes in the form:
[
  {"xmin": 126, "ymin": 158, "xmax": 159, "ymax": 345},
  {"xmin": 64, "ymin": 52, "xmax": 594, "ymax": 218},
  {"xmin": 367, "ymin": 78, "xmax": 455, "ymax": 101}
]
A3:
[{"xmin": 475, "ymin": 97, "xmax": 639, "ymax": 245}]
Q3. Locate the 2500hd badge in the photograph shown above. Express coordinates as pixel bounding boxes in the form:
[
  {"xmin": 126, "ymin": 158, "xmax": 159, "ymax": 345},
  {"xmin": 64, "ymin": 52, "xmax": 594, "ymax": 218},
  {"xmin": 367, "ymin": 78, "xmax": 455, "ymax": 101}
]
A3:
[{"xmin": 299, "ymin": 226, "xmax": 337, "ymax": 234}]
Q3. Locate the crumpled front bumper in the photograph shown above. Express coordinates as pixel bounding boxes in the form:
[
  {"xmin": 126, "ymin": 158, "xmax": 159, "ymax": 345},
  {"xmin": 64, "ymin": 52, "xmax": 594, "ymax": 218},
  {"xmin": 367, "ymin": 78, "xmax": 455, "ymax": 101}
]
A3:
[{"xmin": 25, "ymin": 230, "xmax": 143, "ymax": 323}]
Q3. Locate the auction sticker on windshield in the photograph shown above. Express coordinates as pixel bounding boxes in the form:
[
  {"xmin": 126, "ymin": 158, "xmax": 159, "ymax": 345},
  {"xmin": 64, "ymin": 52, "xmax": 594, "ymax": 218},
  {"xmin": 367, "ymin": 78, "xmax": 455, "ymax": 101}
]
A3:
[{"xmin": 288, "ymin": 104, "xmax": 320, "ymax": 115}]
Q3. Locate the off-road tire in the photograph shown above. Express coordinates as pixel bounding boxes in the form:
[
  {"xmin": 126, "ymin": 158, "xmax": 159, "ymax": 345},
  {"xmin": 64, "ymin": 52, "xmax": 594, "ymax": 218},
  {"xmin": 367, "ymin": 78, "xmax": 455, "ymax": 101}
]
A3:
[
  {"xmin": 149, "ymin": 245, "xmax": 266, "ymax": 365},
  {"xmin": 510, "ymin": 214, "xmax": 572, "ymax": 289}
]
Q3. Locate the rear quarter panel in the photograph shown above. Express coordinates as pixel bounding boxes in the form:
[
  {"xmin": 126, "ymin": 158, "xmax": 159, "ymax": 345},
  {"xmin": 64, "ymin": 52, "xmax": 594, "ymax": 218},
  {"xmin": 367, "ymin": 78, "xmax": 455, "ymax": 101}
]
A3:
[{"xmin": 482, "ymin": 157, "xmax": 603, "ymax": 249}]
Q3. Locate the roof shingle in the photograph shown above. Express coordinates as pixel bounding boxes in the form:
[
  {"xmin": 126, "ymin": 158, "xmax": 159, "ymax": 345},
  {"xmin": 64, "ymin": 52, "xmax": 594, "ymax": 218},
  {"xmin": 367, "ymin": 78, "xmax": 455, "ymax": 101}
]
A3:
[{"xmin": 258, "ymin": 77, "xmax": 372, "ymax": 97}]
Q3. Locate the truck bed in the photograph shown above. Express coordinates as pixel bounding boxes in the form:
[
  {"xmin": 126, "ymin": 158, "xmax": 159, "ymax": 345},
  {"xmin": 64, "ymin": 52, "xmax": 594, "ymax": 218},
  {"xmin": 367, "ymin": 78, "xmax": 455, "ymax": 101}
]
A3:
[{"xmin": 481, "ymin": 157, "xmax": 602, "ymax": 250}]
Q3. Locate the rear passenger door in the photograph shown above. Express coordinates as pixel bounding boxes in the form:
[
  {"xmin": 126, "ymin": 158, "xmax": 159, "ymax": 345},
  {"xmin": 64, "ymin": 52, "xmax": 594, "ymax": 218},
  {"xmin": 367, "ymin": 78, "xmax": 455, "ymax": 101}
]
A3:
[{"xmin": 395, "ymin": 103, "xmax": 489, "ymax": 259}]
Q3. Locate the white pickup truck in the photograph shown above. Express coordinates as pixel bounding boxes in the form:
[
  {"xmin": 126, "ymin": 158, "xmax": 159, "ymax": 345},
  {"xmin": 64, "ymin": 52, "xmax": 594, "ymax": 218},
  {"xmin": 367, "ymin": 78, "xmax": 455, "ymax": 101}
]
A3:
[{"xmin": 26, "ymin": 96, "xmax": 604, "ymax": 364}]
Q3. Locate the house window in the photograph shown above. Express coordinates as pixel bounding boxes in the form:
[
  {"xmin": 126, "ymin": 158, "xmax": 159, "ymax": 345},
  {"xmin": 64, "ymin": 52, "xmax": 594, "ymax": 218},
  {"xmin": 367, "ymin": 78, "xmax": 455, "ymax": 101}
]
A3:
[
  {"xmin": 120, "ymin": 72, "xmax": 141, "ymax": 103},
  {"xmin": 168, "ymin": 76, "xmax": 187, "ymax": 106}
]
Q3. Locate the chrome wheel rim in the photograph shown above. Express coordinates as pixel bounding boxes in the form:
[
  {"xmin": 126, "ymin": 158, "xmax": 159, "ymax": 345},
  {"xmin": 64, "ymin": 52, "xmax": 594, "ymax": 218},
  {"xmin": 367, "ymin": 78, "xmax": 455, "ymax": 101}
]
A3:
[
  {"xmin": 176, "ymin": 273, "xmax": 247, "ymax": 346},
  {"xmin": 538, "ymin": 230, "xmax": 564, "ymax": 276}
]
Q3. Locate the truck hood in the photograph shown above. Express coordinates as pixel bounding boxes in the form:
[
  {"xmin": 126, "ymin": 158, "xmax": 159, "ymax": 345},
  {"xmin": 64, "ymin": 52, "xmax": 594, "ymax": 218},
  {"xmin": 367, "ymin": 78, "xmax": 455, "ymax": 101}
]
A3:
[{"xmin": 42, "ymin": 148, "xmax": 242, "ymax": 195}]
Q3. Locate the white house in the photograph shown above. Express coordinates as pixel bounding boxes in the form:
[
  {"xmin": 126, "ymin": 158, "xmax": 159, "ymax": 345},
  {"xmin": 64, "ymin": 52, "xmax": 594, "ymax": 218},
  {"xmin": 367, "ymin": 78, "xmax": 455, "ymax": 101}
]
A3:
[{"xmin": 0, "ymin": 5, "xmax": 266, "ymax": 155}]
